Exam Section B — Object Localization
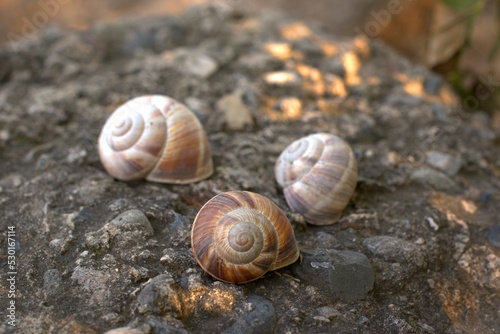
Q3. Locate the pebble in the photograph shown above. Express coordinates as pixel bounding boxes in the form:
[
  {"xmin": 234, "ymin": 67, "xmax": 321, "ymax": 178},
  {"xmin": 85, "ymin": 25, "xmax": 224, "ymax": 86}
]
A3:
[
  {"xmin": 363, "ymin": 236, "xmax": 425, "ymax": 268},
  {"xmin": 72, "ymin": 207, "xmax": 93, "ymax": 224},
  {"xmin": 221, "ymin": 295, "xmax": 276, "ymax": 334},
  {"xmin": 410, "ymin": 168, "xmax": 458, "ymax": 191},
  {"xmin": 66, "ymin": 147, "xmax": 88, "ymax": 164},
  {"xmin": 104, "ymin": 327, "xmax": 146, "ymax": 334},
  {"xmin": 237, "ymin": 52, "xmax": 276, "ymax": 71},
  {"xmin": 263, "ymin": 71, "xmax": 301, "ymax": 87},
  {"xmin": 85, "ymin": 209, "xmax": 154, "ymax": 252},
  {"xmin": 292, "ymin": 249, "xmax": 374, "ymax": 302},
  {"xmin": 0, "ymin": 129, "xmax": 10, "ymax": 142},
  {"xmin": 137, "ymin": 274, "xmax": 182, "ymax": 316},
  {"xmin": 109, "ymin": 209, "xmax": 154, "ymax": 235},
  {"xmin": 426, "ymin": 151, "xmax": 462, "ymax": 176},
  {"xmin": 358, "ymin": 316, "xmax": 370, "ymax": 324},
  {"xmin": 488, "ymin": 225, "xmax": 500, "ymax": 248},
  {"xmin": 316, "ymin": 306, "xmax": 341, "ymax": 319},
  {"xmin": 216, "ymin": 93, "xmax": 254, "ymax": 131},
  {"xmin": 415, "ymin": 237, "xmax": 425, "ymax": 245},
  {"xmin": 419, "ymin": 322, "xmax": 436, "ymax": 333},
  {"xmin": 0, "ymin": 173, "xmax": 24, "ymax": 188},
  {"xmin": 184, "ymin": 53, "xmax": 218, "ymax": 78},
  {"xmin": 313, "ymin": 316, "xmax": 330, "ymax": 323},
  {"xmin": 315, "ymin": 231, "xmax": 338, "ymax": 246},
  {"xmin": 71, "ymin": 266, "xmax": 113, "ymax": 308},
  {"xmin": 107, "ymin": 198, "xmax": 133, "ymax": 212},
  {"xmin": 425, "ymin": 217, "xmax": 440, "ymax": 231}
]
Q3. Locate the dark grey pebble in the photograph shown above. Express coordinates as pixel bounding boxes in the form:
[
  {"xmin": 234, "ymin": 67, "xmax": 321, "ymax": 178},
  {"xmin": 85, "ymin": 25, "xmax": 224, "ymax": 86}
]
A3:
[
  {"xmin": 137, "ymin": 274, "xmax": 181, "ymax": 316},
  {"xmin": 292, "ymin": 248, "xmax": 374, "ymax": 302},
  {"xmin": 110, "ymin": 209, "xmax": 154, "ymax": 235},
  {"xmin": 73, "ymin": 207, "xmax": 93, "ymax": 224},
  {"xmin": 221, "ymin": 295, "xmax": 276, "ymax": 334},
  {"xmin": 488, "ymin": 225, "xmax": 500, "ymax": 248}
]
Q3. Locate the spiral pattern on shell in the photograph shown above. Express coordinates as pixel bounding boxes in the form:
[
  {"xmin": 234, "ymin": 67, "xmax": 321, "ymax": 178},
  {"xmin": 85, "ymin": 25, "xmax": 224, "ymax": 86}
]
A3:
[
  {"xmin": 275, "ymin": 133, "xmax": 358, "ymax": 225},
  {"xmin": 191, "ymin": 191, "xmax": 300, "ymax": 283},
  {"xmin": 98, "ymin": 95, "xmax": 213, "ymax": 184}
]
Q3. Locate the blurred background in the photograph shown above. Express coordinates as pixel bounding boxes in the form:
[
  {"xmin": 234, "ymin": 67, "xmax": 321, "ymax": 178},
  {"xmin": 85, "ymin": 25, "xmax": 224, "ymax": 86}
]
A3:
[{"xmin": 0, "ymin": 0, "xmax": 498, "ymax": 109}]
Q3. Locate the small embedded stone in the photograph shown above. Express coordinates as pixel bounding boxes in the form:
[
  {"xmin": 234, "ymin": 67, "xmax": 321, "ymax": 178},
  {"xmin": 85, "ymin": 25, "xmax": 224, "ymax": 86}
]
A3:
[
  {"xmin": 217, "ymin": 93, "xmax": 254, "ymax": 131},
  {"xmin": 137, "ymin": 274, "xmax": 182, "ymax": 317},
  {"xmin": 292, "ymin": 249, "xmax": 374, "ymax": 302},
  {"xmin": 410, "ymin": 168, "xmax": 458, "ymax": 191},
  {"xmin": 488, "ymin": 225, "xmax": 500, "ymax": 248},
  {"xmin": 426, "ymin": 151, "xmax": 462, "ymax": 176},
  {"xmin": 221, "ymin": 295, "xmax": 276, "ymax": 334}
]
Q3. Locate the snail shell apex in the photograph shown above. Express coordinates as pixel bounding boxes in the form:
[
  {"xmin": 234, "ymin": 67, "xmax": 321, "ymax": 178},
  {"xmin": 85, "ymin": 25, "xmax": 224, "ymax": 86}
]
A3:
[
  {"xmin": 275, "ymin": 133, "xmax": 358, "ymax": 225},
  {"xmin": 98, "ymin": 95, "xmax": 213, "ymax": 184},
  {"xmin": 191, "ymin": 191, "xmax": 300, "ymax": 283}
]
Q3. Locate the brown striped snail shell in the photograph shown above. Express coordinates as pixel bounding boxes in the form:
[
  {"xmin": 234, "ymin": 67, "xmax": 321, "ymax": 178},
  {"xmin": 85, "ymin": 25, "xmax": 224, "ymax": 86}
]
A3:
[
  {"xmin": 98, "ymin": 95, "xmax": 213, "ymax": 184},
  {"xmin": 275, "ymin": 133, "xmax": 358, "ymax": 225},
  {"xmin": 191, "ymin": 191, "xmax": 300, "ymax": 283}
]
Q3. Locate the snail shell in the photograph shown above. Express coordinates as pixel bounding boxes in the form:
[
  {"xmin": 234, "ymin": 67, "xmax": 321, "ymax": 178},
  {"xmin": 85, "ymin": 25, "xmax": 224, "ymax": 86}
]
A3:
[
  {"xmin": 191, "ymin": 191, "xmax": 300, "ymax": 283},
  {"xmin": 275, "ymin": 133, "xmax": 358, "ymax": 225},
  {"xmin": 98, "ymin": 95, "xmax": 213, "ymax": 184}
]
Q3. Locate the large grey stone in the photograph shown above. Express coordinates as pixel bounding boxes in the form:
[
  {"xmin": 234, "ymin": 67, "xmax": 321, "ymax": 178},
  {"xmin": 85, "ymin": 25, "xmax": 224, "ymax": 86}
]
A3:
[{"xmin": 292, "ymin": 249, "xmax": 374, "ymax": 302}]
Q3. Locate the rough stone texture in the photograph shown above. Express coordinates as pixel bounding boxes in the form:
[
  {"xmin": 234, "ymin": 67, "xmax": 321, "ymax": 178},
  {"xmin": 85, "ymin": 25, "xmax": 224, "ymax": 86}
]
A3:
[
  {"xmin": 426, "ymin": 150, "xmax": 463, "ymax": 176},
  {"xmin": 409, "ymin": 168, "xmax": 459, "ymax": 191},
  {"xmin": 221, "ymin": 295, "xmax": 276, "ymax": 334},
  {"xmin": 363, "ymin": 236, "xmax": 426, "ymax": 268},
  {"xmin": 0, "ymin": 4, "xmax": 499, "ymax": 334},
  {"xmin": 292, "ymin": 249, "xmax": 374, "ymax": 302},
  {"xmin": 104, "ymin": 327, "xmax": 147, "ymax": 334},
  {"xmin": 137, "ymin": 274, "xmax": 182, "ymax": 317},
  {"xmin": 362, "ymin": 235, "xmax": 432, "ymax": 291}
]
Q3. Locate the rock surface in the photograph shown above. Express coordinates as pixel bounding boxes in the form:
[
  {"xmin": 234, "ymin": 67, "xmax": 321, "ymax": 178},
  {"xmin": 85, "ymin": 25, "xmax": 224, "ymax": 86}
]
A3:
[
  {"xmin": 292, "ymin": 249, "xmax": 374, "ymax": 302},
  {"xmin": 221, "ymin": 295, "xmax": 276, "ymax": 334},
  {"xmin": 0, "ymin": 4, "xmax": 499, "ymax": 334}
]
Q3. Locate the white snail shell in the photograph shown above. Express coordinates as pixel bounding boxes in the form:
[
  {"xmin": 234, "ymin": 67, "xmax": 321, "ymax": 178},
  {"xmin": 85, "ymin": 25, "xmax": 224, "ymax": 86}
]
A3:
[
  {"xmin": 98, "ymin": 95, "xmax": 213, "ymax": 184},
  {"xmin": 275, "ymin": 133, "xmax": 358, "ymax": 225},
  {"xmin": 191, "ymin": 191, "xmax": 300, "ymax": 283}
]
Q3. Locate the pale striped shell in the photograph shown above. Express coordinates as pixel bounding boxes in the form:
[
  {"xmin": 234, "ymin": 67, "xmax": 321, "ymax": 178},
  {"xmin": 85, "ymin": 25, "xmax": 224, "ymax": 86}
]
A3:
[
  {"xmin": 98, "ymin": 95, "xmax": 213, "ymax": 184},
  {"xmin": 275, "ymin": 133, "xmax": 358, "ymax": 225},
  {"xmin": 191, "ymin": 191, "xmax": 300, "ymax": 283}
]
